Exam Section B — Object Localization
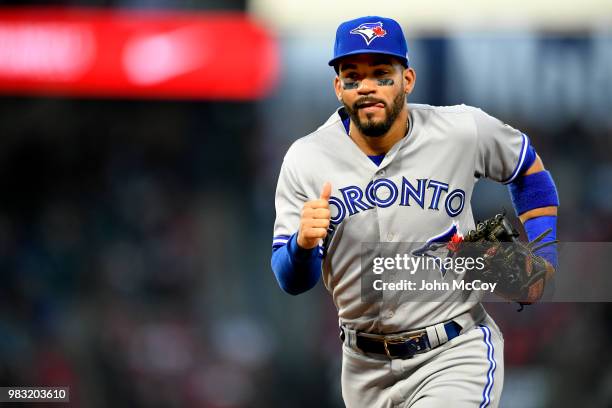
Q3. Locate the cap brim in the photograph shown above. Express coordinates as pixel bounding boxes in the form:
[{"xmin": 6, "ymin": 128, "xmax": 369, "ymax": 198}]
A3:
[{"xmin": 328, "ymin": 49, "xmax": 408, "ymax": 67}]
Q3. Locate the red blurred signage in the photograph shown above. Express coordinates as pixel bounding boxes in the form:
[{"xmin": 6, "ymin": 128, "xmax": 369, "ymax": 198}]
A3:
[{"xmin": 0, "ymin": 8, "xmax": 279, "ymax": 99}]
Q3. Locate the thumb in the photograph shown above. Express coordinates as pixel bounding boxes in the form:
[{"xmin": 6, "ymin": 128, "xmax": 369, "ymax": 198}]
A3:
[{"xmin": 320, "ymin": 182, "xmax": 332, "ymax": 201}]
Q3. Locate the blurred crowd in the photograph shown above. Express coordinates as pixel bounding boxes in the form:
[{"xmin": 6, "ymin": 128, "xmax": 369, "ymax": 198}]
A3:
[
  {"xmin": 0, "ymin": 98, "xmax": 297, "ymax": 407},
  {"xmin": 0, "ymin": 1, "xmax": 609, "ymax": 404}
]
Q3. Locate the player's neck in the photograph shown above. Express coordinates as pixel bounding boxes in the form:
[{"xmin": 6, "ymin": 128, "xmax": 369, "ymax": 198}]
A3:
[{"xmin": 349, "ymin": 107, "xmax": 409, "ymax": 156}]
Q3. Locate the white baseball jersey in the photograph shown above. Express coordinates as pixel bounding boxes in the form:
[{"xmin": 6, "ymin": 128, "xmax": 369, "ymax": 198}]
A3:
[{"xmin": 272, "ymin": 104, "xmax": 529, "ymax": 333}]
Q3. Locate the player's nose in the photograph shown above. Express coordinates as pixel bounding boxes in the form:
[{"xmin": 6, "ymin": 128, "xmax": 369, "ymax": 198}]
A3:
[{"xmin": 356, "ymin": 78, "xmax": 377, "ymax": 94}]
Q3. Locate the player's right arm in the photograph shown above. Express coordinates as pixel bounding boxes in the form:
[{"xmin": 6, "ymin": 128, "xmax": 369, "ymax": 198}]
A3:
[{"xmin": 271, "ymin": 151, "xmax": 331, "ymax": 295}]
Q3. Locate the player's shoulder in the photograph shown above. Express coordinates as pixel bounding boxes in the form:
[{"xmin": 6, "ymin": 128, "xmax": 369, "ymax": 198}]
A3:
[
  {"xmin": 410, "ymin": 103, "xmax": 492, "ymax": 134},
  {"xmin": 409, "ymin": 103, "xmax": 484, "ymax": 117},
  {"xmin": 409, "ymin": 104, "xmax": 487, "ymax": 146}
]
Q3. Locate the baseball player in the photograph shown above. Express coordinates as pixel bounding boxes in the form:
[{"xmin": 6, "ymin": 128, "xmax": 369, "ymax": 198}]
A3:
[{"xmin": 271, "ymin": 16, "xmax": 559, "ymax": 408}]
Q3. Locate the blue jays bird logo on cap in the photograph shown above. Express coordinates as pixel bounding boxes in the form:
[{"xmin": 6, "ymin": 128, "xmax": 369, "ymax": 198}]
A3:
[{"xmin": 350, "ymin": 22, "xmax": 387, "ymax": 45}]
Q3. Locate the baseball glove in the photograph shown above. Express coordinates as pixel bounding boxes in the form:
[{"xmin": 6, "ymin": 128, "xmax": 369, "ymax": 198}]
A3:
[{"xmin": 449, "ymin": 213, "xmax": 557, "ymax": 309}]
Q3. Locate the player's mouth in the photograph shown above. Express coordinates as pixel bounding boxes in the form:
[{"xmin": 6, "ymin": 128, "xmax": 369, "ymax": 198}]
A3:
[{"xmin": 356, "ymin": 100, "xmax": 385, "ymax": 113}]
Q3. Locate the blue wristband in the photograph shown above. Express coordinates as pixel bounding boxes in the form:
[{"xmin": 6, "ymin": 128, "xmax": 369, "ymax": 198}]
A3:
[
  {"xmin": 508, "ymin": 170, "xmax": 559, "ymax": 216},
  {"xmin": 524, "ymin": 215, "xmax": 558, "ymax": 269}
]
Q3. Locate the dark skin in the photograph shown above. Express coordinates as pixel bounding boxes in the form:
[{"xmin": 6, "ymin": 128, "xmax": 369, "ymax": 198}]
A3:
[{"xmin": 333, "ymin": 54, "xmax": 416, "ymax": 155}]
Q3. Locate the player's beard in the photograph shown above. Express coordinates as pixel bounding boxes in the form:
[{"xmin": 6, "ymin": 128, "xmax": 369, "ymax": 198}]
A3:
[{"xmin": 344, "ymin": 89, "xmax": 406, "ymax": 138}]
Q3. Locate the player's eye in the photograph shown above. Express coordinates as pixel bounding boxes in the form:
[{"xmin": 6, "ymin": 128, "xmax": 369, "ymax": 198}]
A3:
[
  {"xmin": 342, "ymin": 79, "xmax": 360, "ymax": 90},
  {"xmin": 374, "ymin": 69, "xmax": 389, "ymax": 76}
]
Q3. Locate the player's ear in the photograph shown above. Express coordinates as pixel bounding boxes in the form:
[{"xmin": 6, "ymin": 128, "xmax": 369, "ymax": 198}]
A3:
[
  {"xmin": 403, "ymin": 67, "xmax": 416, "ymax": 95},
  {"xmin": 334, "ymin": 76, "xmax": 343, "ymax": 101}
]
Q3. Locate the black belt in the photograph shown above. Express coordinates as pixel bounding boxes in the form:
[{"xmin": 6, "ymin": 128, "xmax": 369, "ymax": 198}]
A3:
[{"xmin": 340, "ymin": 321, "xmax": 462, "ymax": 359}]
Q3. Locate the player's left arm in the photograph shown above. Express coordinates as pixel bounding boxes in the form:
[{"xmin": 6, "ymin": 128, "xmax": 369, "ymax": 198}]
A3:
[
  {"xmin": 508, "ymin": 153, "xmax": 559, "ymax": 270},
  {"xmin": 470, "ymin": 105, "xmax": 559, "ymax": 271}
]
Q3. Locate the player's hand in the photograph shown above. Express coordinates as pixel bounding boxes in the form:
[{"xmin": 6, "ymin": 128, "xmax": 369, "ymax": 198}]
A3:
[{"xmin": 297, "ymin": 182, "xmax": 332, "ymax": 249}]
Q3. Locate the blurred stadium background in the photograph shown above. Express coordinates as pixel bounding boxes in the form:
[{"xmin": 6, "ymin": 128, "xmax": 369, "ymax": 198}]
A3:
[{"xmin": 0, "ymin": 0, "xmax": 610, "ymax": 407}]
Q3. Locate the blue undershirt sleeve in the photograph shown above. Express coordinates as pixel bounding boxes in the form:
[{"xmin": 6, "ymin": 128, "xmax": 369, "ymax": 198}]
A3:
[
  {"xmin": 523, "ymin": 215, "xmax": 558, "ymax": 269},
  {"xmin": 508, "ymin": 168, "xmax": 559, "ymax": 269},
  {"xmin": 271, "ymin": 233, "xmax": 322, "ymax": 295}
]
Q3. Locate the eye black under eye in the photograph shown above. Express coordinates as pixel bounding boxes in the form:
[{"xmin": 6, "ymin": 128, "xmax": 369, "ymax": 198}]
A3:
[{"xmin": 342, "ymin": 79, "xmax": 360, "ymax": 90}]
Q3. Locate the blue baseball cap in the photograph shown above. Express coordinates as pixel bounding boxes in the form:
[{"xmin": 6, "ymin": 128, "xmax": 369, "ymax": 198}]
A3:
[{"xmin": 328, "ymin": 16, "xmax": 409, "ymax": 69}]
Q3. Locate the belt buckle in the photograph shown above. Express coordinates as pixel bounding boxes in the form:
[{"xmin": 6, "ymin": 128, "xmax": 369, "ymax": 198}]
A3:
[{"xmin": 382, "ymin": 333, "xmax": 426, "ymax": 359}]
